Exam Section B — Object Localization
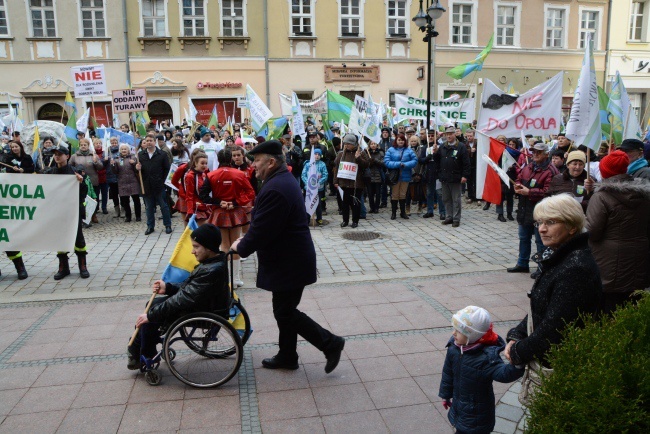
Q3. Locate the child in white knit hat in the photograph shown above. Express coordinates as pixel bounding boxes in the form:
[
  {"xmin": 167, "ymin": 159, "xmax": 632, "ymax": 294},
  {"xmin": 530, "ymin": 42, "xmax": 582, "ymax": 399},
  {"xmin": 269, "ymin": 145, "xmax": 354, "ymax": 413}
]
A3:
[{"xmin": 439, "ymin": 306, "xmax": 524, "ymax": 434}]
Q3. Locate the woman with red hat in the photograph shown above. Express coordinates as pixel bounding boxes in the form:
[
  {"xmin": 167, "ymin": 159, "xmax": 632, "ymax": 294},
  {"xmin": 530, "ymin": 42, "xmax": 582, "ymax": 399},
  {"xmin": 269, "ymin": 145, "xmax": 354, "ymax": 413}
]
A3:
[{"xmin": 586, "ymin": 150, "xmax": 650, "ymax": 314}]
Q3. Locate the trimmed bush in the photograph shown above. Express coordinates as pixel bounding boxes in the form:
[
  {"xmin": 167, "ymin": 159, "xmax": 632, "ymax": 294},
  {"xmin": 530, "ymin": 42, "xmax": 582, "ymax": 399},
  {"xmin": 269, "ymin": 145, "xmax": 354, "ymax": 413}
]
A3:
[{"xmin": 526, "ymin": 293, "xmax": 650, "ymax": 434}]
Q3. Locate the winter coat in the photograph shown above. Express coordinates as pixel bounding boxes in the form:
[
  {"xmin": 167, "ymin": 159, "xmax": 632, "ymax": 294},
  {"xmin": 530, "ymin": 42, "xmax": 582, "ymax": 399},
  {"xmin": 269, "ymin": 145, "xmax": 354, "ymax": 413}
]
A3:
[
  {"xmin": 418, "ymin": 146, "xmax": 437, "ymax": 184},
  {"xmin": 236, "ymin": 166, "xmax": 317, "ymax": 292},
  {"xmin": 507, "ymin": 233, "xmax": 602, "ymax": 367},
  {"xmin": 515, "ymin": 160, "xmax": 558, "ymax": 226},
  {"xmin": 301, "ymin": 159, "xmax": 328, "ymax": 191},
  {"xmin": 367, "ymin": 148, "xmax": 385, "ymax": 184},
  {"xmin": 410, "ymin": 145, "xmax": 426, "ymax": 182},
  {"xmin": 285, "ymin": 146, "xmax": 303, "ymax": 180},
  {"xmin": 103, "ymin": 146, "xmax": 120, "ymax": 184},
  {"xmin": 384, "ymin": 146, "xmax": 418, "ymax": 182},
  {"xmin": 333, "ymin": 147, "xmax": 370, "ymax": 189},
  {"xmin": 94, "ymin": 148, "xmax": 107, "ymax": 185},
  {"xmin": 138, "ymin": 147, "xmax": 171, "ymax": 196},
  {"xmin": 69, "ymin": 151, "xmax": 104, "ymax": 186},
  {"xmin": 147, "ymin": 254, "xmax": 231, "ymax": 324},
  {"xmin": 199, "ymin": 167, "xmax": 256, "ymax": 206},
  {"xmin": 586, "ymin": 175, "xmax": 650, "ymax": 293},
  {"xmin": 433, "ymin": 140, "xmax": 471, "ymax": 184},
  {"xmin": 184, "ymin": 168, "xmax": 209, "ymax": 216},
  {"xmin": 112, "ymin": 155, "xmax": 141, "ymax": 197},
  {"xmin": 546, "ymin": 170, "xmax": 593, "ymax": 212},
  {"xmin": 2, "ymin": 151, "xmax": 34, "ymax": 174},
  {"xmin": 439, "ymin": 336, "xmax": 524, "ymax": 434}
]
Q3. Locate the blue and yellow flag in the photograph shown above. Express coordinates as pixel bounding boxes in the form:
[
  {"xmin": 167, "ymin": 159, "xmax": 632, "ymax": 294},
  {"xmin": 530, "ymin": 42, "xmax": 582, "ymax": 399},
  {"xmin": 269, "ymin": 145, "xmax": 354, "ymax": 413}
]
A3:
[{"xmin": 447, "ymin": 34, "xmax": 494, "ymax": 79}]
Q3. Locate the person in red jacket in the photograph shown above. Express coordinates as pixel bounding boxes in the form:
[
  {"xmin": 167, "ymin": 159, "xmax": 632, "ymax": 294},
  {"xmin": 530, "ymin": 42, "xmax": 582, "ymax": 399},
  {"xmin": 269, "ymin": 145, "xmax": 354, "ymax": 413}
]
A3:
[
  {"xmin": 170, "ymin": 162, "xmax": 189, "ymax": 225},
  {"xmin": 231, "ymin": 146, "xmax": 257, "ymax": 236},
  {"xmin": 200, "ymin": 149, "xmax": 256, "ymax": 287},
  {"xmin": 184, "ymin": 151, "xmax": 210, "ymax": 225}
]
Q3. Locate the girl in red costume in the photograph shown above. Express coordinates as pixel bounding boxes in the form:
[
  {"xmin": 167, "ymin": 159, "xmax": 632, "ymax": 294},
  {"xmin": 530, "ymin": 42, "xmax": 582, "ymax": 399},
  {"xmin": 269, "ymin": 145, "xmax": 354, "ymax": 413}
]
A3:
[
  {"xmin": 184, "ymin": 151, "xmax": 210, "ymax": 225},
  {"xmin": 231, "ymin": 146, "xmax": 257, "ymax": 237},
  {"xmin": 199, "ymin": 149, "xmax": 255, "ymax": 286}
]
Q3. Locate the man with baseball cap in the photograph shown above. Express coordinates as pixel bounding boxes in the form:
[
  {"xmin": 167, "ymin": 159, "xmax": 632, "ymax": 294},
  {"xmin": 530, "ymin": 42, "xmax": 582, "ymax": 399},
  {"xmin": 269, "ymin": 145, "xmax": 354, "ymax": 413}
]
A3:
[
  {"xmin": 620, "ymin": 138, "xmax": 650, "ymax": 181},
  {"xmin": 508, "ymin": 141, "xmax": 558, "ymax": 277},
  {"xmin": 231, "ymin": 140, "xmax": 345, "ymax": 374}
]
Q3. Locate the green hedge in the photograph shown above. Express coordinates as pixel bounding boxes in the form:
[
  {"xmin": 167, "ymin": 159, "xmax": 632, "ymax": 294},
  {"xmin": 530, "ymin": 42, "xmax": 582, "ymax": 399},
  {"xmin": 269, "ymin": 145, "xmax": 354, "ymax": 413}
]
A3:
[{"xmin": 526, "ymin": 294, "xmax": 650, "ymax": 434}]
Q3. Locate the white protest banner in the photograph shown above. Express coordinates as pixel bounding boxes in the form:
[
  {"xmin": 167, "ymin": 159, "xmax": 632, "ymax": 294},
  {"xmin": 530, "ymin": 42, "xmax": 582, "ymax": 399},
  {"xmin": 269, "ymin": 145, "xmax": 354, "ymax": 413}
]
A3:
[
  {"xmin": 478, "ymin": 73, "xmax": 562, "ymax": 137},
  {"xmin": 246, "ymin": 84, "xmax": 273, "ymax": 133},
  {"xmin": 165, "ymin": 163, "xmax": 179, "ymax": 191},
  {"xmin": 0, "ymin": 174, "xmax": 79, "ymax": 251},
  {"xmin": 70, "ymin": 64, "xmax": 107, "ymax": 97},
  {"xmin": 112, "ymin": 88, "xmax": 148, "ymax": 114},
  {"xmin": 279, "ymin": 91, "xmax": 327, "ymax": 116},
  {"xmin": 304, "ymin": 147, "xmax": 319, "ymax": 216},
  {"xmin": 354, "ymin": 95, "xmax": 368, "ymax": 113},
  {"xmin": 83, "ymin": 196, "xmax": 97, "ymax": 225},
  {"xmin": 291, "ymin": 92, "xmax": 306, "ymax": 137},
  {"xmin": 395, "ymin": 95, "xmax": 476, "ymax": 123},
  {"xmin": 337, "ymin": 161, "xmax": 358, "ymax": 181}
]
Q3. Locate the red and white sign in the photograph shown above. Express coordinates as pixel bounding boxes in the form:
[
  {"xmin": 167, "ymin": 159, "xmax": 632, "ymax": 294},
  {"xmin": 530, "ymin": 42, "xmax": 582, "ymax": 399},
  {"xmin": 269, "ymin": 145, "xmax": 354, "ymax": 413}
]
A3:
[
  {"xmin": 70, "ymin": 64, "xmax": 107, "ymax": 97},
  {"xmin": 478, "ymin": 73, "xmax": 563, "ymax": 137},
  {"xmin": 112, "ymin": 88, "xmax": 148, "ymax": 113},
  {"xmin": 475, "ymin": 132, "xmax": 508, "ymax": 205}
]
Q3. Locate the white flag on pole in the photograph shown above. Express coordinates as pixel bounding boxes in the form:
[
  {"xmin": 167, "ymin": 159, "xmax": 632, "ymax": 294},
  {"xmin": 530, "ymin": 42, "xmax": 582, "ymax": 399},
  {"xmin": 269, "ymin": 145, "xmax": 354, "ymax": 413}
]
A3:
[
  {"xmin": 304, "ymin": 147, "xmax": 319, "ymax": 216},
  {"xmin": 188, "ymin": 97, "xmax": 198, "ymax": 122},
  {"xmin": 291, "ymin": 92, "xmax": 306, "ymax": 137},
  {"xmin": 246, "ymin": 84, "xmax": 273, "ymax": 133},
  {"xmin": 76, "ymin": 109, "xmax": 90, "ymax": 133}
]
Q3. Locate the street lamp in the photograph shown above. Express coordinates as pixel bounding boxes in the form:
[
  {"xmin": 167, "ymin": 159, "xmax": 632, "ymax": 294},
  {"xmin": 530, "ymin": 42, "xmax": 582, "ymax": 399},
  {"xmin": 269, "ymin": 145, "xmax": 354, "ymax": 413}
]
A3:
[{"xmin": 413, "ymin": 0, "xmax": 445, "ymax": 130}]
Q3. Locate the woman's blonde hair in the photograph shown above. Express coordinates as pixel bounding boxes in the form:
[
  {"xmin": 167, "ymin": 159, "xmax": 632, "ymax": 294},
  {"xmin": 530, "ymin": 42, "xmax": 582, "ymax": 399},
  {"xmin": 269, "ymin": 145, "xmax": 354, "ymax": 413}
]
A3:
[{"xmin": 533, "ymin": 193, "xmax": 585, "ymax": 233}]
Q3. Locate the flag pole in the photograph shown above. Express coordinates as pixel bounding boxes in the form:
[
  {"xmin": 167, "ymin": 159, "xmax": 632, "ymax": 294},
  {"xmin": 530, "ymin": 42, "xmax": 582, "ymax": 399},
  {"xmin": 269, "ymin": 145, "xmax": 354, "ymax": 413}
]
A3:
[
  {"xmin": 91, "ymin": 96, "xmax": 97, "ymax": 130},
  {"xmin": 128, "ymin": 292, "xmax": 157, "ymax": 346}
]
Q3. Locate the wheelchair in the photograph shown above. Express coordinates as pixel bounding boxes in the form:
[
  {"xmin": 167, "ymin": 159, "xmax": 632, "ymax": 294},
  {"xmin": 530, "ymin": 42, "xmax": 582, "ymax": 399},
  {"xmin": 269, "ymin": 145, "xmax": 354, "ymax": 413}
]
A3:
[{"xmin": 139, "ymin": 252, "xmax": 252, "ymax": 388}]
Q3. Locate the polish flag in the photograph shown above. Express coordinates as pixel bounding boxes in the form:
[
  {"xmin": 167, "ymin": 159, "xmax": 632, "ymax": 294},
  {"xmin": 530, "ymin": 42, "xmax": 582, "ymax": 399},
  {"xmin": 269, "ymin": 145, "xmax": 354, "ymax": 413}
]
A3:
[{"xmin": 476, "ymin": 131, "xmax": 507, "ymax": 205}]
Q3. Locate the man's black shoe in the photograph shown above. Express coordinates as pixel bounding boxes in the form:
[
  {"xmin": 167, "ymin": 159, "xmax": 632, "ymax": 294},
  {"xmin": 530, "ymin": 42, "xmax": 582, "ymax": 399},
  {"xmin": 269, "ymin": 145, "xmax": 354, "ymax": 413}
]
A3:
[
  {"xmin": 507, "ymin": 265, "xmax": 530, "ymax": 273},
  {"xmin": 165, "ymin": 226, "xmax": 173, "ymax": 234},
  {"xmin": 497, "ymin": 214, "xmax": 507, "ymax": 222},
  {"xmin": 507, "ymin": 213, "xmax": 515, "ymax": 221},
  {"xmin": 350, "ymin": 222, "xmax": 358, "ymax": 228},
  {"xmin": 452, "ymin": 221, "xmax": 460, "ymax": 228},
  {"xmin": 422, "ymin": 213, "xmax": 433, "ymax": 218},
  {"xmin": 324, "ymin": 337, "xmax": 345, "ymax": 374},
  {"xmin": 442, "ymin": 218, "xmax": 453, "ymax": 225},
  {"xmin": 262, "ymin": 356, "xmax": 299, "ymax": 370},
  {"xmin": 439, "ymin": 214, "xmax": 446, "ymax": 221},
  {"xmin": 530, "ymin": 269, "xmax": 541, "ymax": 279},
  {"xmin": 127, "ymin": 348, "xmax": 140, "ymax": 370},
  {"xmin": 340, "ymin": 222, "xmax": 348, "ymax": 228},
  {"xmin": 144, "ymin": 227, "xmax": 155, "ymax": 235}
]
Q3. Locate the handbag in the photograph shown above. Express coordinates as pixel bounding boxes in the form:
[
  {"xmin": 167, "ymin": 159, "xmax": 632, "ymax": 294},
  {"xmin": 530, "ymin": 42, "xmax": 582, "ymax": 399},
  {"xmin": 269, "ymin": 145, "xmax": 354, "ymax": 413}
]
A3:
[
  {"xmin": 385, "ymin": 149, "xmax": 404, "ymax": 186},
  {"xmin": 518, "ymin": 305, "xmax": 553, "ymax": 406}
]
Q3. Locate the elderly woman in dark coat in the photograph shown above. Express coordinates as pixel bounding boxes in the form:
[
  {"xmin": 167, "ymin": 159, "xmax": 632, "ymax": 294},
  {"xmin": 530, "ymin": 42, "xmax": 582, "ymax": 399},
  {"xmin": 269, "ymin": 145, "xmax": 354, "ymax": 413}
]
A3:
[
  {"xmin": 112, "ymin": 144, "xmax": 142, "ymax": 222},
  {"xmin": 585, "ymin": 150, "xmax": 650, "ymax": 314},
  {"xmin": 505, "ymin": 194, "xmax": 602, "ymax": 371},
  {"xmin": 366, "ymin": 140, "xmax": 385, "ymax": 214}
]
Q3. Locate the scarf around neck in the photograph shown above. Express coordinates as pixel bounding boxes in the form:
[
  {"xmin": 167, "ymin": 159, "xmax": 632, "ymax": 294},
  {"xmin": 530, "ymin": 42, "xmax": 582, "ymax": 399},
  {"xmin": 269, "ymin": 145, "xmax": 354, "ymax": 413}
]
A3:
[{"xmin": 628, "ymin": 158, "xmax": 648, "ymax": 175}]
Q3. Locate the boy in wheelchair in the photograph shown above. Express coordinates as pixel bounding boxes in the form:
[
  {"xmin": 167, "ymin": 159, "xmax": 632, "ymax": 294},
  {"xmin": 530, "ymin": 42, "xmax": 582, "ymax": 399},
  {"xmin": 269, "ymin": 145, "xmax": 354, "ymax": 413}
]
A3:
[{"xmin": 128, "ymin": 224, "xmax": 231, "ymax": 370}]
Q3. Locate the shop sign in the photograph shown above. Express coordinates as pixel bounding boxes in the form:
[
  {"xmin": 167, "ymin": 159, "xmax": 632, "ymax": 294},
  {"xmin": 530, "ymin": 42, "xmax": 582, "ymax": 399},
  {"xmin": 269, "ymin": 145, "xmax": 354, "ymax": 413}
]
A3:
[
  {"xmin": 196, "ymin": 81, "xmax": 243, "ymax": 90},
  {"xmin": 324, "ymin": 65, "xmax": 380, "ymax": 83},
  {"xmin": 633, "ymin": 59, "xmax": 650, "ymax": 74}
]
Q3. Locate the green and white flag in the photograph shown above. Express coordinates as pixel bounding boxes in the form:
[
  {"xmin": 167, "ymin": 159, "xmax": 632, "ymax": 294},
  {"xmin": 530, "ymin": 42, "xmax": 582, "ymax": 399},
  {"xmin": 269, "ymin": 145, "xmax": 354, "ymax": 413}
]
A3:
[
  {"xmin": 608, "ymin": 71, "xmax": 642, "ymax": 144},
  {"xmin": 246, "ymin": 84, "xmax": 273, "ymax": 134}
]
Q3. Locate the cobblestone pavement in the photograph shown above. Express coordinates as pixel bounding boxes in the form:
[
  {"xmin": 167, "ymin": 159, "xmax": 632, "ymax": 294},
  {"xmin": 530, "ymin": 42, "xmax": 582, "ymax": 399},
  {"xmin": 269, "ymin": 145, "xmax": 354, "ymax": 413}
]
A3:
[{"xmin": 0, "ymin": 199, "xmax": 533, "ymax": 433}]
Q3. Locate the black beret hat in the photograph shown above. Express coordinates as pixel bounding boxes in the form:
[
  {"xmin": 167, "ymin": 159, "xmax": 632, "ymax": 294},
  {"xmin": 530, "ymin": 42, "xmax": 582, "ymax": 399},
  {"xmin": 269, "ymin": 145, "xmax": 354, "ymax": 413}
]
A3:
[
  {"xmin": 248, "ymin": 139, "xmax": 283, "ymax": 156},
  {"xmin": 620, "ymin": 138, "xmax": 644, "ymax": 152}
]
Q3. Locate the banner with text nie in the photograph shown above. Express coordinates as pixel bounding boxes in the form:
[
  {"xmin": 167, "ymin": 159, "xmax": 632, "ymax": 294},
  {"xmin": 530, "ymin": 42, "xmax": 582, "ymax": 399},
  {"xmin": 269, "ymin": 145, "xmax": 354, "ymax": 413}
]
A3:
[
  {"xmin": 112, "ymin": 88, "xmax": 148, "ymax": 113},
  {"xmin": 395, "ymin": 95, "xmax": 476, "ymax": 123},
  {"xmin": 0, "ymin": 174, "xmax": 79, "ymax": 251},
  {"xmin": 70, "ymin": 64, "xmax": 107, "ymax": 97}
]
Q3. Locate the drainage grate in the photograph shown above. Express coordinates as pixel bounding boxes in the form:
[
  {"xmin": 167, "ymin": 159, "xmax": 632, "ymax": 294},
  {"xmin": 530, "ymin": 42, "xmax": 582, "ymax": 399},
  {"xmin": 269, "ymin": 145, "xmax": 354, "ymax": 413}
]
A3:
[{"xmin": 341, "ymin": 231, "xmax": 381, "ymax": 241}]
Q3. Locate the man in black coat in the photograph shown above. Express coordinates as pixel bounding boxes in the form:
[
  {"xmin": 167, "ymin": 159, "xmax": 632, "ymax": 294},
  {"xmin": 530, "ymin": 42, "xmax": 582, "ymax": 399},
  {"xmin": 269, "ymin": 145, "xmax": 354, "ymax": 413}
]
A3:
[
  {"xmin": 419, "ymin": 129, "xmax": 439, "ymax": 218},
  {"xmin": 232, "ymin": 140, "xmax": 345, "ymax": 374},
  {"xmin": 433, "ymin": 126, "xmax": 471, "ymax": 227},
  {"xmin": 137, "ymin": 134, "xmax": 172, "ymax": 235}
]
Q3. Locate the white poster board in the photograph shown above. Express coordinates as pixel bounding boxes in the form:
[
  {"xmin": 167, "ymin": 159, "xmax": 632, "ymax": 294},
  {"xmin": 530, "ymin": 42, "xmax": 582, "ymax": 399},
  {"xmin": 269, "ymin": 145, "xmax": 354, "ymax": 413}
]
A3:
[
  {"xmin": 112, "ymin": 88, "xmax": 148, "ymax": 113},
  {"xmin": 70, "ymin": 64, "xmax": 107, "ymax": 97}
]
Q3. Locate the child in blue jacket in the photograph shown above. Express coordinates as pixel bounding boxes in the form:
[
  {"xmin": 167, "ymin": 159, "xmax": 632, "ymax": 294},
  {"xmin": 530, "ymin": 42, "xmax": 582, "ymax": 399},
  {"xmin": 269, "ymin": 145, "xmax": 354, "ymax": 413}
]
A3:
[
  {"xmin": 439, "ymin": 306, "xmax": 524, "ymax": 434},
  {"xmin": 301, "ymin": 148, "xmax": 328, "ymax": 225}
]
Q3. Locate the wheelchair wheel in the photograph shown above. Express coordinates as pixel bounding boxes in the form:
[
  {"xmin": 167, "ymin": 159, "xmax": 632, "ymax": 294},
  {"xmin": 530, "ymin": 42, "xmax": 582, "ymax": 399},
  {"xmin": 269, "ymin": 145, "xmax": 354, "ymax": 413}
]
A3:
[
  {"xmin": 164, "ymin": 313, "xmax": 243, "ymax": 388},
  {"xmin": 145, "ymin": 369, "xmax": 161, "ymax": 386}
]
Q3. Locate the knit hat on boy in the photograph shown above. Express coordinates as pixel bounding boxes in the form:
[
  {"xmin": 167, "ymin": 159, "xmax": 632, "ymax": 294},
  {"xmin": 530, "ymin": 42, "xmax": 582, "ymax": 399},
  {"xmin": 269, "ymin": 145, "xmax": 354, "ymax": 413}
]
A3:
[
  {"xmin": 452, "ymin": 306, "xmax": 491, "ymax": 344},
  {"xmin": 191, "ymin": 224, "xmax": 222, "ymax": 253},
  {"xmin": 599, "ymin": 150, "xmax": 629, "ymax": 179}
]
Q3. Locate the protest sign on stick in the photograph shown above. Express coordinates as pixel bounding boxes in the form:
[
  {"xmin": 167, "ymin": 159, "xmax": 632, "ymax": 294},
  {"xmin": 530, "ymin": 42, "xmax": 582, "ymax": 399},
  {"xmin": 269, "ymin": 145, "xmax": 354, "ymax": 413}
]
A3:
[{"xmin": 70, "ymin": 64, "xmax": 107, "ymax": 97}]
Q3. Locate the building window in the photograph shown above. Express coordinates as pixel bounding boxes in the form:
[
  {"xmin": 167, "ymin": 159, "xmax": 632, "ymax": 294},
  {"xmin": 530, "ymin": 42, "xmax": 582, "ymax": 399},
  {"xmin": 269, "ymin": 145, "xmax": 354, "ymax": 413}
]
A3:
[
  {"xmin": 387, "ymin": 1, "xmax": 407, "ymax": 37},
  {"xmin": 341, "ymin": 90, "xmax": 363, "ymax": 101},
  {"xmin": 389, "ymin": 91, "xmax": 407, "ymax": 108},
  {"xmin": 545, "ymin": 7, "xmax": 567, "ymax": 48},
  {"xmin": 142, "ymin": 0, "xmax": 166, "ymax": 37},
  {"xmin": 579, "ymin": 9, "xmax": 600, "ymax": 49},
  {"xmin": 451, "ymin": 3, "xmax": 473, "ymax": 45},
  {"xmin": 291, "ymin": 0, "xmax": 312, "ymax": 36},
  {"xmin": 294, "ymin": 91, "xmax": 313, "ymax": 100},
  {"xmin": 222, "ymin": 0, "xmax": 245, "ymax": 37},
  {"xmin": 30, "ymin": 0, "xmax": 56, "ymax": 37},
  {"xmin": 496, "ymin": 5, "xmax": 515, "ymax": 46},
  {"xmin": 182, "ymin": 0, "xmax": 205, "ymax": 36},
  {"xmin": 629, "ymin": 1, "xmax": 646, "ymax": 41},
  {"xmin": 340, "ymin": 0, "xmax": 361, "ymax": 36},
  {"xmin": 80, "ymin": 0, "xmax": 105, "ymax": 38},
  {"xmin": 0, "ymin": 0, "xmax": 9, "ymax": 36}
]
